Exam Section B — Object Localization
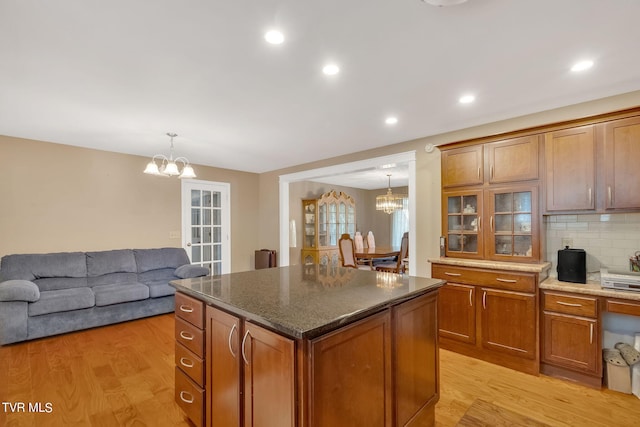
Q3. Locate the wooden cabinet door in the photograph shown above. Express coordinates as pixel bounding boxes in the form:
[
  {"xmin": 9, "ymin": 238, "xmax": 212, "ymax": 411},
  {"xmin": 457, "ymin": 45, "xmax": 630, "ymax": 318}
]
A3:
[
  {"xmin": 480, "ymin": 288, "xmax": 536, "ymax": 359},
  {"xmin": 442, "ymin": 145, "xmax": 484, "ymax": 188},
  {"xmin": 545, "ymin": 125, "xmax": 596, "ymax": 211},
  {"xmin": 243, "ymin": 322, "xmax": 295, "ymax": 427},
  {"xmin": 310, "ymin": 311, "xmax": 392, "ymax": 427},
  {"xmin": 442, "ymin": 189, "xmax": 483, "ymax": 259},
  {"xmin": 486, "ymin": 135, "xmax": 539, "ymax": 184},
  {"xmin": 394, "ymin": 293, "xmax": 438, "ymax": 427},
  {"xmin": 602, "ymin": 116, "xmax": 640, "ymax": 210},
  {"xmin": 543, "ymin": 312, "xmax": 600, "ymax": 375},
  {"xmin": 206, "ymin": 306, "xmax": 241, "ymax": 427},
  {"xmin": 438, "ymin": 283, "xmax": 476, "ymax": 344}
]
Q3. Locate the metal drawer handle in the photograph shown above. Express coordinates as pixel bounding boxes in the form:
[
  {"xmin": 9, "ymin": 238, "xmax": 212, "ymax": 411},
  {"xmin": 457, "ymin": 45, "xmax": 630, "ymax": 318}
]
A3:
[
  {"xmin": 180, "ymin": 357, "xmax": 194, "ymax": 368},
  {"xmin": 179, "ymin": 305, "xmax": 194, "ymax": 313},
  {"xmin": 482, "ymin": 291, "xmax": 487, "ymax": 309},
  {"xmin": 241, "ymin": 330, "xmax": 251, "ymax": 365},
  {"xmin": 180, "ymin": 331, "xmax": 194, "ymax": 341},
  {"xmin": 477, "ymin": 167, "xmax": 481, "ymax": 180},
  {"xmin": 444, "ymin": 272, "xmax": 461, "ymax": 277},
  {"xmin": 180, "ymin": 391, "xmax": 194, "ymax": 404},
  {"xmin": 496, "ymin": 278, "xmax": 517, "ymax": 283},
  {"xmin": 590, "ymin": 323, "xmax": 594, "ymax": 344},
  {"xmin": 228, "ymin": 323, "xmax": 237, "ymax": 358},
  {"xmin": 469, "ymin": 289, "xmax": 473, "ymax": 307},
  {"xmin": 557, "ymin": 301, "xmax": 581, "ymax": 307}
]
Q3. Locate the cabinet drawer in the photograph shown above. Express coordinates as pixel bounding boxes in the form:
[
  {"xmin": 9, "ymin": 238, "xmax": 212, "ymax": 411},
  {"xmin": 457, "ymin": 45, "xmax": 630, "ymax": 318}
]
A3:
[
  {"xmin": 175, "ymin": 292, "xmax": 204, "ymax": 328},
  {"xmin": 175, "ymin": 317, "xmax": 204, "ymax": 357},
  {"xmin": 175, "ymin": 367, "xmax": 204, "ymax": 427},
  {"xmin": 606, "ymin": 298, "xmax": 640, "ymax": 317},
  {"xmin": 543, "ymin": 292, "xmax": 597, "ymax": 317},
  {"xmin": 175, "ymin": 342, "xmax": 204, "ymax": 388},
  {"xmin": 432, "ymin": 264, "xmax": 535, "ymax": 292}
]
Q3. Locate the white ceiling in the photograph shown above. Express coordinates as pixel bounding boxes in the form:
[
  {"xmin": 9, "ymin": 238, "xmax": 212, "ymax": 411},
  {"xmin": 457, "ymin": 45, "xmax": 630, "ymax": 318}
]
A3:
[{"xmin": 2, "ymin": 0, "xmax": 640, "ymax": 178}]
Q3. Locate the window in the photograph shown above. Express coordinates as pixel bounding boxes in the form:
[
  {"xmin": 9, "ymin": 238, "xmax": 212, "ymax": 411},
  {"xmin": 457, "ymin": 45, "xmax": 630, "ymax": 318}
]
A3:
[{"xmin": 391, "ymin": 197, "xmax": 409, "ymax": 247}]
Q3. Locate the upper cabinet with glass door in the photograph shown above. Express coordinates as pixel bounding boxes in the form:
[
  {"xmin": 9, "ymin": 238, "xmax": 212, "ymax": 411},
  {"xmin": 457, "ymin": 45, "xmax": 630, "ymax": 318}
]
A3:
[{"xmin": 440, "ymin": 134, "xmax": 542, "ymax": 262}]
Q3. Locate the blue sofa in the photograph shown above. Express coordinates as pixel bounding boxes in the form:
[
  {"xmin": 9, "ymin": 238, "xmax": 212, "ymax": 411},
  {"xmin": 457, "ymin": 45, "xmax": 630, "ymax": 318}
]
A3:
[{"xmin": 0, "ymin": 247, "xmax": 209, "ymax": 345}]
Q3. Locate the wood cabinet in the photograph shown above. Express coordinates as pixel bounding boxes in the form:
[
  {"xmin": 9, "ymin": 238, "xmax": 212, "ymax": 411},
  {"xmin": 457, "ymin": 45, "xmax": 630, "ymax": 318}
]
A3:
[
  {"xmin": 302, "ymin": 190, "xmax": 356, "ymax": 265},
  {"xmin": 544, "ymin": 125, "xmax": 596, "ymax": 211},
  {"xmin": 432, "ymin": 263, "xmax": 539, "ymax": 375},
  {"xmin": 602, "ymin": 116, "xmax": 640, "ymax": 210},
  {"xmin": 174, "ymin": 292, "xmax": 206, "ymax": 427},
  {"xmin": 541, "ymin": 291, "xmax": 601, "ymax": 387},
  {"xmin": 486, "ymin": 136, "xmax": 540, "ymax": 184},
  {"xmin": 205, "ymin": 305, "xmax": 295, "ymax": 427},
  {"xmin": 544, "ymin": 115, "xmax": 640, "ymax": 213},
  {"xmin": 443, "ymin": 185, "xmax": 539, "ymax": 262},
  {"xmin": 442, "ymin": 144, "xmax": 484, "ymax": 188}
]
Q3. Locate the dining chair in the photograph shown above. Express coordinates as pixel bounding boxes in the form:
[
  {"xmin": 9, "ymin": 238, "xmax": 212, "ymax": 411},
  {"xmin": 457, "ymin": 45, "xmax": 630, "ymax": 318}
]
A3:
[
  {"xmin": 375, "ymin": 232, "xmax": 408, "ymax": 274},
  {"xmin": 339, "ymin": 234, "xmax": 372, "ymax": 270},
  {"xmin": 366, "ymin": 231, "xmax": 376, "ymax": 249}
]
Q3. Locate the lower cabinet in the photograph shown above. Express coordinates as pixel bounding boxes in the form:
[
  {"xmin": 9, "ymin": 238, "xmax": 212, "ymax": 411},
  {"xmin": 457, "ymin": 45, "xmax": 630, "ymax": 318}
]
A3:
[
  {"xmin": 432, "ymin": 263, "xmax": 539, "ymax": 375},
  {"xmin": 178, "ymin": 290, "xmax": 440, "ymax": 427},
  {"xmin": 206, "ymin": 305, "xmax": 295, "ymax": 427},
  {"xmin": 540, "ymin": 290, "xmax": 601, "ymax": 387}
]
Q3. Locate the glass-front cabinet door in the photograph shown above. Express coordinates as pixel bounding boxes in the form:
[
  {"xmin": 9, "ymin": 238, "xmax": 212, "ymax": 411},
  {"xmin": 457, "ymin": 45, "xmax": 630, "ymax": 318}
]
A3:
[
  {"xmin": 303, "ymin": 200, "xmax": 316, "ymax": 249},
  {"xmin": 486, "ymin": 186, "xmax": 538, "ymax": 261},
  {"xmin": 443, "ymin": 190, "xmax": 483, "ymax": 259}
]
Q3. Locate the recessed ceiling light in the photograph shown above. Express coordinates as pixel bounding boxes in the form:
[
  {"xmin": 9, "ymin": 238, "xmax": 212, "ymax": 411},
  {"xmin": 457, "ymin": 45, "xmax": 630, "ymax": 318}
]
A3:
[
  {"xmin": 421, "ymin": 0, "xmax": 468, "ymax": 6},
  {"xmin": 459, "ymin": 94, "xmax": 475, "ymax": 104},
  {"xmin": 385, "ymin": 117, "xmax": 398, "ymax": 125},
  {"xmin": 322, "ymin": 64, "xmax": 340, "ymax": 76},
  {"xmin": 571, "ymin": 60, "xmax": 594, "ymax": 72},
  {"xmin": 264, "ymin": 30, "xmax": 284, "ymax": 45}
]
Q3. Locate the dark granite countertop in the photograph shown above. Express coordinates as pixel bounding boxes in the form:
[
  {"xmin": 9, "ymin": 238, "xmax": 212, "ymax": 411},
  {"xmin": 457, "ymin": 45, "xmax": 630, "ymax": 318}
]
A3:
[{"xmin": 170, "ymin": 265, "xmax": 444, "ymax": 340}]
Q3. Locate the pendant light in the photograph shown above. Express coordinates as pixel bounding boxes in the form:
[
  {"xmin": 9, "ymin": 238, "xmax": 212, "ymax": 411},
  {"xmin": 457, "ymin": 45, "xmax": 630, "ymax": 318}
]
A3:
[
  {"xmin": 143, "ymin": 133, "xmax": 196, "ymax": 179},
  {"xmin": 376, "ymin": 174, "xmax": 406, "ymax": 215}
]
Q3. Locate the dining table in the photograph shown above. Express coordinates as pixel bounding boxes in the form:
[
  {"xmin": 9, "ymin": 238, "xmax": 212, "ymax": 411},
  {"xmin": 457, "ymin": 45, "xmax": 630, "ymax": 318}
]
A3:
[{"xmin": 355, "ymin": 246, "xmax": 400, "ymax": 268}]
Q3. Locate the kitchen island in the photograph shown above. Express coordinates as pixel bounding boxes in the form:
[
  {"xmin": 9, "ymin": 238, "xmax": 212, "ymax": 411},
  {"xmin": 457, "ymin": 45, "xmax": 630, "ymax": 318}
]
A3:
[{"xmin": 170, "ymin": 265, "xmax": 444, "ymax": 427}]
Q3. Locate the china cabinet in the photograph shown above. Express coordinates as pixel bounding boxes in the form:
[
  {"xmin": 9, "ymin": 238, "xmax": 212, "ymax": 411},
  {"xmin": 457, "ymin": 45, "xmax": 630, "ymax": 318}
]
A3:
[{"xmin": 302, "ymin": 190, "xmax": 356, "ymax": 265}]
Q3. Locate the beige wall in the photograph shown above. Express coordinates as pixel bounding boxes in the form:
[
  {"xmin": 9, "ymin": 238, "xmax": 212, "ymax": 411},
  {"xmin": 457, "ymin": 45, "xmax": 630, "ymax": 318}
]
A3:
[
  {"xmin": 0, "ymin": 136, "xmax": 260, "ymax": 272},
  {"xmin": 259, "ymin": 91, "xmax": 640, "ymax": 278}
]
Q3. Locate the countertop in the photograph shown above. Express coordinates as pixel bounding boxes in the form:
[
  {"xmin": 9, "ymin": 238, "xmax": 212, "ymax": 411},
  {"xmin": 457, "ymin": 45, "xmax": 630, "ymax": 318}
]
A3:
[
  {"xmin": 170, "ymin": 265, "xmax": 444, "ymax": 340},
  {"xmin": 429, "ymin": 257, "xmax": 552, "ymax": 275},
  {"xmin": 539, "ymin": 277, "xmax": 640, "ymax": 302}
]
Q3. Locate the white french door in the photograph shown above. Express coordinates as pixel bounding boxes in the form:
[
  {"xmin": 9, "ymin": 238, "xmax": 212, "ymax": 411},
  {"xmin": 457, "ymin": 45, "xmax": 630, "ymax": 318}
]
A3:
[{"xmin": 181, "ymin": 180, "xmax": 231, "ymax": 275}]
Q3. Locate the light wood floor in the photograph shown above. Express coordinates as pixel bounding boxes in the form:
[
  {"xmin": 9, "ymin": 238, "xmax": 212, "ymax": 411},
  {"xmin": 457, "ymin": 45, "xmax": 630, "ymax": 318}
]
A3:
[{"xmin": 1, "ymin": 314, "xmax": 639, "ymax": 426}]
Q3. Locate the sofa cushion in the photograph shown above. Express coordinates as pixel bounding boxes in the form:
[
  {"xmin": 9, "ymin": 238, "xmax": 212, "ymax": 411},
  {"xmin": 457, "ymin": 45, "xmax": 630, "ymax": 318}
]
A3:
[
  {"xmin": 86, "ymin": 249, "xmax": 137, "ymax": 276},
  {"xmin": 28, "ymin": 288, "xmax": 95, "ymax": 317},
  {"xmin": 0, "ymin": 252, "xmax": 87, "ymax": 282},
  {"xmin": 92, "ymin": 283, "xmax": 149, "ymax": 307},
  {"xmin": 138, "ymin": 268, "xmax": 178, "ymax": 298},
  {"xmin": 88, "ymin": 272, "xmax": 138, "ymax": 287},
  {"xmin": 134, "ymin": 248, "xmax": 190, "ymax": 273},
  {"xmin": 0, "ymin": 280, "xmax": 40, "ymax": 302},
  {"xmin": 33, "ymin": 277, "xmax": 88, "ymax": 292},
  {"xmin": 175, "ymin": 264, "xmax": 210, "ymax": 279}
]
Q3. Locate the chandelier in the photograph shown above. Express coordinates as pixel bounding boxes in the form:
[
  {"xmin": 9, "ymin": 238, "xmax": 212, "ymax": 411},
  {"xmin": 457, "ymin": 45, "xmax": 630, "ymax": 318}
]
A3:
[
  {"xmin": 375, "ymin": 174, "xmax": 406, "ymax": 215},
  {"xmin": 143, "ymin": 133, "xmax": 196, "ymax": 178}
]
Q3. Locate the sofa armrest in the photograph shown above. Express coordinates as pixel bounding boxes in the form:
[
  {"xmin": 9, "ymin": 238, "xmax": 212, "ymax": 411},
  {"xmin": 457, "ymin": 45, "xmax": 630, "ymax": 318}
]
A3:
[
  {"xmin": 0, "ymin": 280, "xmax": 40, "ymax": 302},
  {"xmin": 174, "ymin": 264, "xmax": 210, "ymax": 279}
]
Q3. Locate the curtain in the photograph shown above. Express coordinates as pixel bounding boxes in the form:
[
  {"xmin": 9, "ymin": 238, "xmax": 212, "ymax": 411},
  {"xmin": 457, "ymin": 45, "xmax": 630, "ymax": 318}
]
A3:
[{"xmin": 391, "ymin": 197, "xmax": 409, "ymax": 247}]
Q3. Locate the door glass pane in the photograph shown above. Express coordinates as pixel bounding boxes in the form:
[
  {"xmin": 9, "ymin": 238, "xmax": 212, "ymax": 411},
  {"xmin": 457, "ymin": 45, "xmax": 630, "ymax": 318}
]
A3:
[
  {"xmin": 463, "ymin": 234, "xmax": 478, "ymax": 253},
  {"xmin": 495, "ymin": 236, "xmax": 512, "ymax": 255},
  {"xmin": 463, "ymin": 214, "xmax": 479, "ymax": 231},
  {"xmin": 213, "ymin": 227, "xmax": 221, "ymax": 243},
  {"xmin": 448, "ymin": 234, "xmax": 461, "ymax": 251},
  {"xmin": 191, "ymin": 208, "xmax": 201, "ymax": 225},
  {"xmin": 203, "ymin": 209, "xmax": 212, "ymax": 226},
  {"xmin": 213, "ymin": 210, "xmax": 221, "ymax": 226},
  {"xmin": 212, "ymin": 192, "xmax": 221, "ymax": 208},
  {"xmin": 461, "ymin": 196, "xmax": 477, "ymax": 215},
  {"xmin": 203, "ymin": 245, "xmax": 212, "ymax": 262},
  {"xmin": 203, "ymin": 227, "xmax": 212, "ymax": 243},
  {"xmin": 213, "ymin": 244, "xmax": 221, "ymax": 261},
  {"xmin": 192, "ymin": 227, "xmax": 201, "ymax": 244},
  {"xmin": 448, "ymin": 215, "xmax": 461, "ymax": 231},
  {"xmin": 515, "ymin": 214, "xmax": 532, "ymax": 233},
  {"xmin": 514, "ymin": 236, "xmax": 533, "ymax": 256},
  {"xmin": 212, "ymin": 263, "xmax": 221, "ymax": 275},
  {"xmin": 191, "ymin": 190, "xmax": 201, "ymax": 207},
  {"xmin": 514, "ymin": 192, "xmax": 531, "ymax": 212},
  {"xmin": 448, "ymin": 196, "xmax": 462, "ymax": 214},
  {"xmin": 192, "ymin": 246, "xmax": 201, "ymax": 263},
  {"xmin": 495, "ymin": 214, "xmax": 512, "ymax": 232},
  {"xmin": 203, "ymin": 191, "xmax": 212, "ymax": 208},
  {"xmin": 495, "ymin": 193, "xmax": 512, "ymax": 213}
]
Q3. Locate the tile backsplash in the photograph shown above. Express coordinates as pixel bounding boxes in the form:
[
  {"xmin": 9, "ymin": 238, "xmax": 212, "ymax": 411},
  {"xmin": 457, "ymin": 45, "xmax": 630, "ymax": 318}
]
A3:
[{"xmin": 545, "ymin": 213, "xmax": 640, "ymax": 280}]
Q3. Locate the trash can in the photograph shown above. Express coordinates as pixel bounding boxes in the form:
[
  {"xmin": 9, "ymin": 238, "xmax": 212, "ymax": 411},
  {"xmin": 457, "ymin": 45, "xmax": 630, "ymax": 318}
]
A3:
[{"xmin": 255, "ymin": 249, "xmax": 277, "ymax": 269}]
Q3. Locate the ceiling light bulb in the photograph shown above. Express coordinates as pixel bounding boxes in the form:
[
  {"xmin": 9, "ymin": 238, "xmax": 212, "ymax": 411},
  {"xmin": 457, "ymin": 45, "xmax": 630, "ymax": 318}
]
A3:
[
  {"xmin": 322, "ymin": 64, "xmax": 340, "ymax": 75},
  {"xmin": 385, "ymin": 117, "xmax": 398, "ymax": 125},
  {"xmin": 571, "ymin": 60, "xmax": 594, "ymax": 72},
  {"xmin": 459, "ymin": 94, "xmax": 475, "ymax": 104},
  {"xmin": 264, "ymin": 30, "xmax": 284, "ymax": 45}
]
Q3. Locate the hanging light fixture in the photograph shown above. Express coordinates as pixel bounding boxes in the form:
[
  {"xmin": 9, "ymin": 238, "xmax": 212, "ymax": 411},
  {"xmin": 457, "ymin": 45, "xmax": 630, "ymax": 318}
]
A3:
[
  {"xmin": 143, "ymin": 133, "xmax": 196, "ymax": 178},
  {"xmin": 376, "ymin": 174, "xmax": 406, "ymax": 215}
]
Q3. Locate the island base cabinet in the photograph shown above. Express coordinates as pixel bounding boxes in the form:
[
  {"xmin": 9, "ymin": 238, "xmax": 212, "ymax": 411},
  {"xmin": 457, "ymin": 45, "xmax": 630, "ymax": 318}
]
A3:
[
  {"xmin": 309, "ymin": 311, "xmax": 392, "ymax": 427},
  {"xmin": 205, "ymin": 306, "xmax": 295, "ymax": 427}
]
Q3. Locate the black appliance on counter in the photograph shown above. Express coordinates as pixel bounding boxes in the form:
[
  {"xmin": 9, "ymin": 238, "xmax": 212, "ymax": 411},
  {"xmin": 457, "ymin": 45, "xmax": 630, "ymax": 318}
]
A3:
[{"xmin": 557, "ymin": 246, "xmax": 586, "ymax": 283}]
